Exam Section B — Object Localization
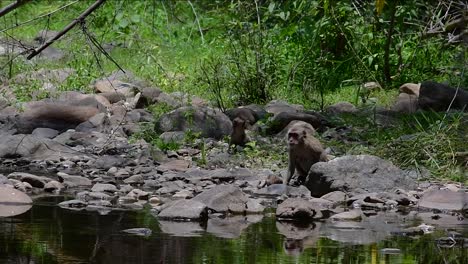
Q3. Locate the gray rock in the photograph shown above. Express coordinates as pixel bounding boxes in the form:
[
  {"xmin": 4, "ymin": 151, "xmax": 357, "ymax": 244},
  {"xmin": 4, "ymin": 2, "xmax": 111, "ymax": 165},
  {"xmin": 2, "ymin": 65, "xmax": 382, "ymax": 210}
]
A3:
[
  {"xmin": 255, "ymin": 184, "xmax": 311, "ymax": 198},
  {"xmin": 8, "ymin": 172, "xmax": 50, "ymax": 188},
  {"xmin": 158, "ymin": 199, "xmax": 208, "ymax": 220},
  {"xmin": 246, "ymin": 199, "xmax": 265, "ymax": 213},
  {"xmin": 123, "ymin": 174, "xmax": 144, "ymax": 184},
  {"xmin": 121, "ymin": 228, "xmax": 152, "ymax": 237},
  {"xmin": 267, "ymin": 111, "xmax": 323, "ymax": 135},
  {"xmin": 91, "ymin": 183, "xmax": 118, "ymax": 193},
  {"xmin": 321, "ymin": 191, "xmax": 347, "ymax": 203},
  {"xmin": 418, "ymin": 190, "xmax": 468, "ymax": 212},
  {"xmin": 157, "ymin": 159, "xmax": 191, "ymax": 172},
  {"xmin": 325, "ymin": 102, "xmax": 357, "ymax": 114},
  {"xmin": 306, "ymin": 155, "xmax": 416, "ymax": 197},
  {"xmin": 0, "ymin": 186, "xmax": 32, "ymax": 204},
  {"xmin": 156, "ymin": 106, "xmax": 232, "ymax": 140},
  {"xmin": 330, "ymin": 210, "xmax": 362, "ymax": 221},
  {"xmin": 0, "ymin": 186, "xmax": 32, "ymax": 217},
  {"xmin": 44, "ymin": 180, "xmax": 63, "ymax": 192},
  {"xmin": 57, "ymin": 172, "xmax": 92, "ymax": 187},
  {"xmin": 0, "ymin": 135, "xmax": 84, "ymax": 161},
  {"xmin": 276, "ymin": 198, "xmax": 323, "ymax": 220},
  {"xmin": 58, "ymin": 199, "xmax": 87, "ymax": 208},
  {"xmin": 265, "ymin": 100, "xmax": 303, "ymax": 115},
  {"xmin": 159, "ymin": 131, "xmax": 186, "ymax": 143},
  {"xmin": 193, "ymin": 185, "xmax": 249, "ymax": 213},
  {"xmin": 31, "ymin": 127, "xmax": 59, "ymax": 139}
]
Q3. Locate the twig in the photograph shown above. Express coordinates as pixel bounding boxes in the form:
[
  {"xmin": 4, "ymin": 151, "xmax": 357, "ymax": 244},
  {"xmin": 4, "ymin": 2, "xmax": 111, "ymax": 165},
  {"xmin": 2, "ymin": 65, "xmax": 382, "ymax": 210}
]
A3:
[
  {"xmin": 187, "ymin": 0, "xmax": 204, "ymax": 44},
  {"xmin": 27, "ymin": 0, "xmax": 106, "ymax": 60},
  {"xmin": 0, "ymin": 1, "xmax": 79, "ymax": 34},
  {"xmin": 0, "ymin": 0, "xmax": 30, "ymax": 18}
]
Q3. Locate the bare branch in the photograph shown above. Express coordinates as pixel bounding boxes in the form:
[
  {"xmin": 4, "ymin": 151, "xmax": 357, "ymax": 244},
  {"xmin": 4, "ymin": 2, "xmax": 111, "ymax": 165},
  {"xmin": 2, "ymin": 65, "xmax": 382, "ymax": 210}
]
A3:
[
  {"xmin": 27, "ymin": 0, "xmax": 106, "ymax": 60},
  {"xmin": 0, "ymin": 0, "xmax": 31, "ymax": 18}
]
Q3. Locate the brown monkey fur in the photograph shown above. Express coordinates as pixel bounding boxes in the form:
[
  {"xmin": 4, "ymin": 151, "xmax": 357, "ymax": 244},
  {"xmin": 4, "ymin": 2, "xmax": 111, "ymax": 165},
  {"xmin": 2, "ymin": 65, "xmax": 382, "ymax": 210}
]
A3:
[
  {"xmin": 285, "ymin": 121, "xmax": 328, "ymax": 185},
  {"xmin": 229, "ymin": 117, "xmax": 250, "ymax": 147}
]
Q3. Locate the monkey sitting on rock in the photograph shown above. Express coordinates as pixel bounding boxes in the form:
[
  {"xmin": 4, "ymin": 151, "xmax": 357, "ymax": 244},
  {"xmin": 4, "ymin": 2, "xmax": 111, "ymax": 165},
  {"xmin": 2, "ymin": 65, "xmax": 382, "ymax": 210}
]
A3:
[{"xmin": 284, "ymin": 121, "xmax": 329, "ymax": 186}]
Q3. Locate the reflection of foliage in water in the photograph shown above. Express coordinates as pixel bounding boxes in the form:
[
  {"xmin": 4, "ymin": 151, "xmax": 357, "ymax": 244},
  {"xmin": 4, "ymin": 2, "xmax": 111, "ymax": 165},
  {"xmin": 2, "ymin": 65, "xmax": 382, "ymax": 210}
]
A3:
[{"xmin": 0, "ymin": 201, "xmax": 466, "ymax": 264}]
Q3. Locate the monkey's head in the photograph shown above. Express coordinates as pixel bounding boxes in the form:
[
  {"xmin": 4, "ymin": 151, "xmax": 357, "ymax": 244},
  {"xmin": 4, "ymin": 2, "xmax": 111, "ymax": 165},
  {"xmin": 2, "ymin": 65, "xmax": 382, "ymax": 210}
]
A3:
[
  {"xmin": 232, "ymin": 117, "xmax": 248, "ymax": 130},
  {"xmin": 287, "ymin": 127, "xmax": 306, "ymax": 148}
]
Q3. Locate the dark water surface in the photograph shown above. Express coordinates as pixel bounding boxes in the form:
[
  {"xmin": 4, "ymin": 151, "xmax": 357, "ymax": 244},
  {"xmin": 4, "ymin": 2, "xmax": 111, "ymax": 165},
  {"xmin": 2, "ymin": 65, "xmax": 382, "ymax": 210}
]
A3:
[{"xmin": 0, "ymin": 197, "xmax": 466, "ymax": 264}]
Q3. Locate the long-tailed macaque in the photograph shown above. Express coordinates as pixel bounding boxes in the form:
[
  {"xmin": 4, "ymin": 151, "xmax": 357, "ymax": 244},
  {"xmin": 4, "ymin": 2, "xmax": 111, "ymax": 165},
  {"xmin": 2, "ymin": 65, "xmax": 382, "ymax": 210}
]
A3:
[
  {"xmin": 229, "ymin": 117, "xmax": 250, "ymax": 147},
  {"xmin": 285, "ymin": 121, "xmax": 328, "ymax": 185}
]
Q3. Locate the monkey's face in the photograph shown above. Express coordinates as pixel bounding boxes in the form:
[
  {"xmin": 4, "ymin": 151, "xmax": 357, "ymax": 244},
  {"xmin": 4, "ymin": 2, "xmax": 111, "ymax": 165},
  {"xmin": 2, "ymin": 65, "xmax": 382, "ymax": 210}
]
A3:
[
  {"xmin": 233, "ymin": 118, "xmax": 246, "ymax": 130},
  {"xmin": 287, "ymin": 129, "xmax": 305, "ymax": 147}
]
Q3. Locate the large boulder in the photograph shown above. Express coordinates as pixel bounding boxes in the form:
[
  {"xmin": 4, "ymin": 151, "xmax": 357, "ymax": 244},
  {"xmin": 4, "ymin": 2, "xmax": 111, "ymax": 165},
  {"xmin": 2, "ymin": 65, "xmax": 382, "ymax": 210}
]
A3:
[
  {"xmin": 15, "ymin": 101, "xmax": 99, "ymax": 133},
  {"xmin": 0, "ymin": 134, "xmax": 86, "ymax": 161},
  {"xmin": 418, "ymin": 81, "xmax": 468, "ymax": 111},
  {"xmin": 193, "ymin": 184, "xmax": 249, "ymax": 213},
  {"xmin": 156, "ymin": 106, "xmax": 232, "ymax": 140},
  {"xmin": 305, "ymin": 155, "xmax": 416, "ymax": 197}
]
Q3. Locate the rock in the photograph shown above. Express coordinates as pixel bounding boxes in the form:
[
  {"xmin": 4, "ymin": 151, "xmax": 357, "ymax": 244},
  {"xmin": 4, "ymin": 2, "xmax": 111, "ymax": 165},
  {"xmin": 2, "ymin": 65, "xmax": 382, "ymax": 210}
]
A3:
[
  {"xmin": 172, "ymin": 189, "xmax": 194, "ymax": 199},
  {"xmin": 276, "ymin": 198, "xmax": 323, "ymax": 220},
  {"xmin": 156, "ymin": 106, "xmax": 232, "ymax": 140},
  {"xmin": 127, "ymin": 189, "xmax": 149, "ymax": 200},
  {"xmin": 330, "ymin": 210, "xmax": 362, "ymax": 221},
  {"xmin": 34, "ymin": 30, "xmax": 59, "ymax": 43},
  {"xmin": 255, "ymin": 184, "xmax": 311, "ymax": 198},
  {"xmin": 123, "ymin": 174, "xmax": 144, "ymax": 184},
  {"xmin": 265, "ymin": 100, "xmax": 303, "ymax": 115},
  {"xmin": 31, "ymin": 127, "xmax": 59, "ymax": 139},
  {"xmin": 0, "ymin": 186, "xmax": 32, "ymax": 204},
  {"xmin": 91, "ymin": 183, "xmax": 118, "ymax": 193},
  {"xmin": 58, "ymin": 199, "xmax": 87, "ymax": 209},
  {"xmin": 391, "ymin": 93, "xmax": 419, "ymax": 113},
  {"xmin": 418, "ymin": 81, "xmax": 468, "ymax": 112},
  {"xmin": 325, "ymin": 102, "xmax": 357, "ymax": 114},
  {"xmin": 306, "ymin": 155, "xmax": 416, "ymax": 197},
  {"xmin": 157, "ymin": 159, "xmax": 191, "ymax": 172},
  {"xmin": 267, "ymin": 111, "xmax": 324, "ymax": 135},
  {"xmin": 43, "ymin": 180, "xmax": 63, "ymax": 192},
  {"xmin": 0, "ymin": 134, "xmax": 86, "ymax": 161},
  {"xmin": 193, "ymin": 185, "xmax": 249, "ymax": 213},
  {"xmin": 8, "ymin": 172, "xmax": 50, "ymax": 188},
  {"xmin": 321, "ymin": 191, "xmax": 347, "ymax": 204},
  {"xmin": 57, "ymin": 172, "xmax": 92, "ymax": 187},
  {"xmin": 93, "ymin": 155, "xmax": 128, "ymax": 170},
  {"xmin": 225, "ymin": 107, "xmax": 259, "ymax": 125},
  {"xmin": 159, "ymin": 131, "xmax": 186, "ymax": 143},
  {"xmin": 15, "ymin": 101, "xmax": 99, "ymax": 133},
  {"xmin": 418, "ymin": 189, "xmax": 468, "ymax": 212},
  {"xmin": 158, "ymin": 199, "xmax": 208, "ymax": 220},
  {"xmin": 121, "ymin": 228, "xmax": 152, "ymax": 237},
  {"xmin": 0, "ymin": 186, "xmax": 32, "ymax": 217},
  {"xmin": 93, "ymin": 79, "xmax": 138, "ymax": 97},
  {"xmin": 399, "ymin": 83, "xmax": 421, "ymax": 96},
  {"xmin": 246, "ymin": 199, "xmax": 265, "ymax": 213}
]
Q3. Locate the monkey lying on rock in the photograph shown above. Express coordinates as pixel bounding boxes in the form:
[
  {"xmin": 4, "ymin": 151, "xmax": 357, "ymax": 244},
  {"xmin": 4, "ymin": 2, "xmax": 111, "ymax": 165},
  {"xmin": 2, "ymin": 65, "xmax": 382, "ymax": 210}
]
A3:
[{"xmin": 285, "ymin": 121, "xmax": 329, "ymax": 186}]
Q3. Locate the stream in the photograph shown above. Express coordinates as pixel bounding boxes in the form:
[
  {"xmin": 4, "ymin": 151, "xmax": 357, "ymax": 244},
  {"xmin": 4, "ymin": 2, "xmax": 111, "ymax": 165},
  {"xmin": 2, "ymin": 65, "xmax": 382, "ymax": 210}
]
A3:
[{"xmin": 0, "ymin": 196, "xmax": 466, "ymax": 264}]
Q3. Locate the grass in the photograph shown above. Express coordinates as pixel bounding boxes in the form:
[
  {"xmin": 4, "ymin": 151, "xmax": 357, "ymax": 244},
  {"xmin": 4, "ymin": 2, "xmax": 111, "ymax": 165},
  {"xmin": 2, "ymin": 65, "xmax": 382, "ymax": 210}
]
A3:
[{"xmin": 0, "ymin": 1, "xmax": 466, "ymax": 183}]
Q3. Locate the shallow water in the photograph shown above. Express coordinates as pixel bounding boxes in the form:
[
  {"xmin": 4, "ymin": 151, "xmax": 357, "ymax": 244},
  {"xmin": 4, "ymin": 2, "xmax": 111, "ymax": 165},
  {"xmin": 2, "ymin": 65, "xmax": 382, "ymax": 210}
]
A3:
[{"xmin": 0, "ymin": 197, "xmax": 466, "ymax": 264}]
